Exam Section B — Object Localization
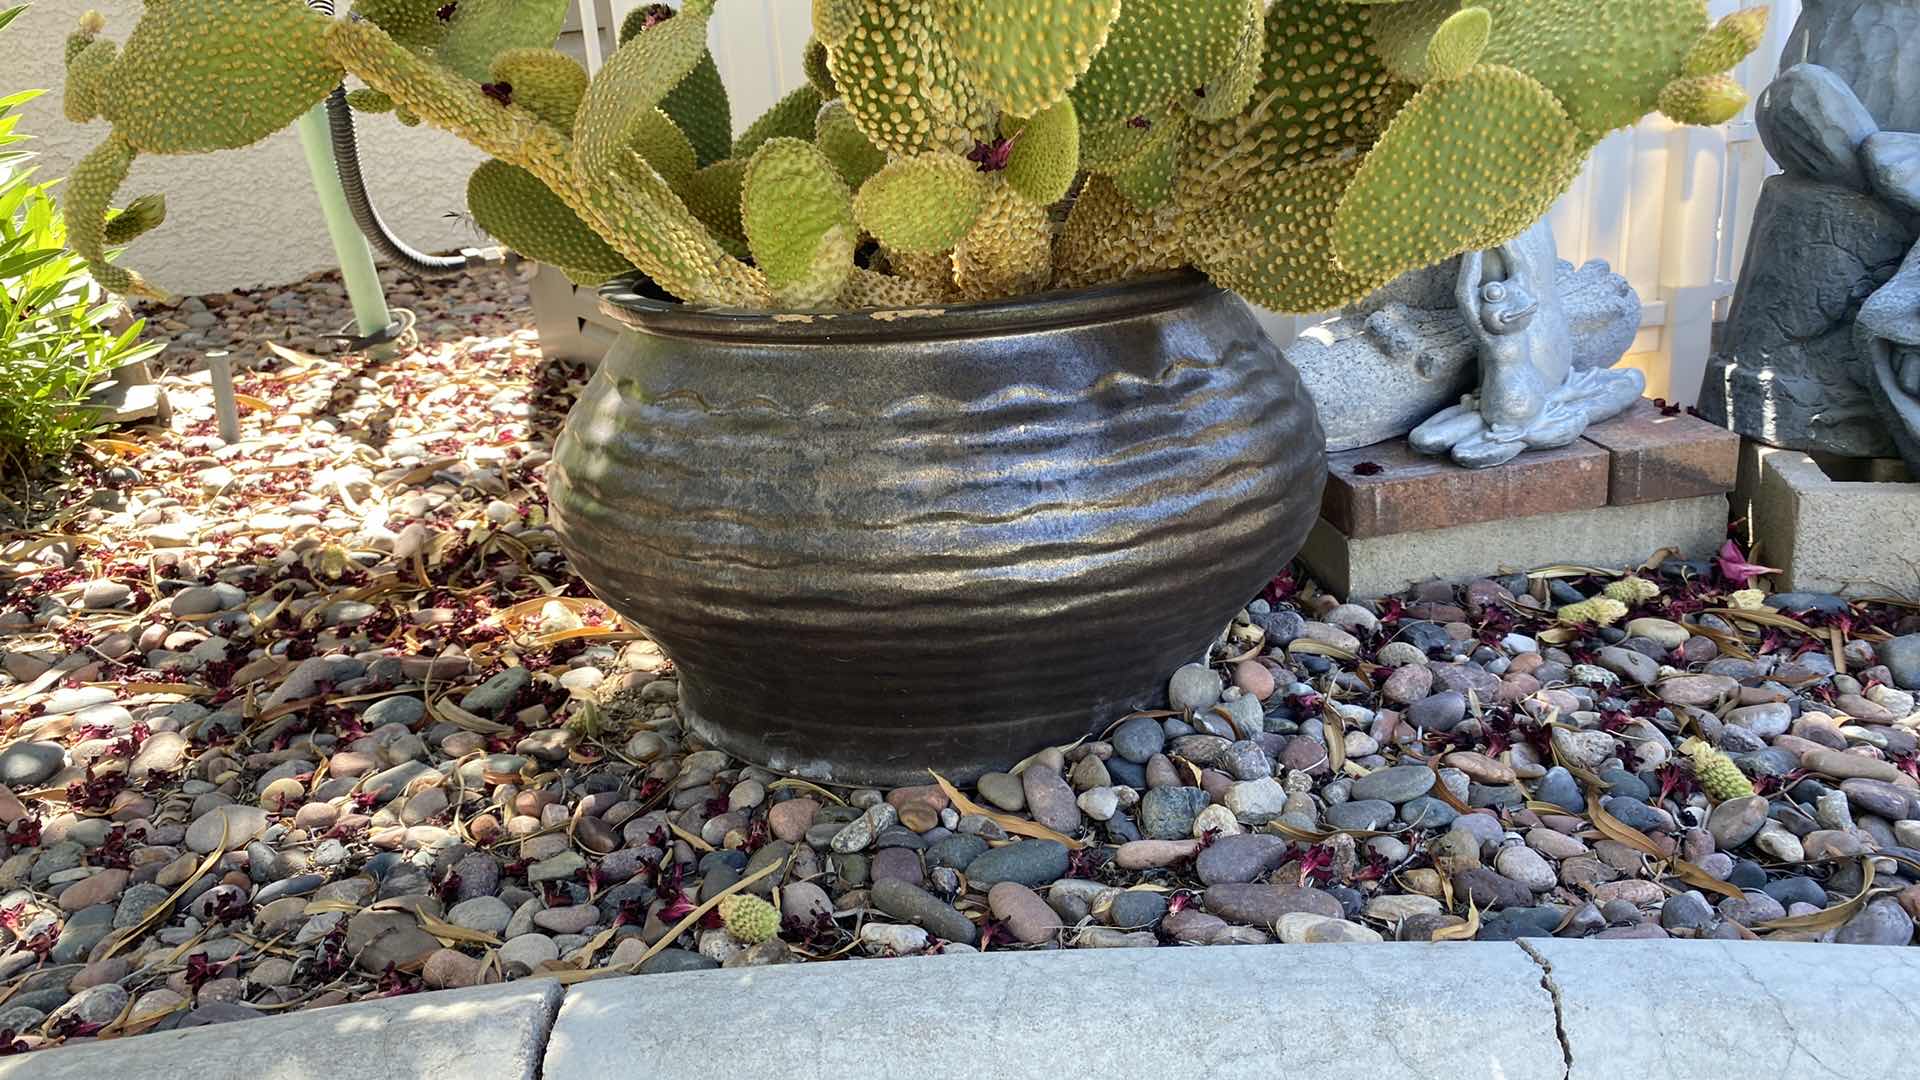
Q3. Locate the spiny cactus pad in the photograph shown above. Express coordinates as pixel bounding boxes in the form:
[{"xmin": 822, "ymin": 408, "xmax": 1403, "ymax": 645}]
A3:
[
  {"xmin": 467, "ymin": 160, "xmax": 632, "ymax": 284},
  {"xmin": 1479, "ymin": 0, "xmax": 1709, "ymax": 137},
  {"xmin": 741, "ymin": 138, "xmax": 857, "ymax": 309},
  {"xmin": 1658, "ymin": 74, "xmax": 1748, "ymax": 126},
  {"xmin": 1331, "ymin": 64, "xmax": 1582, "ymax": 285},
  {"xmin": 1002, "ymin": 99, "xmax": 1079, "ymax": 206},
  {"xmin": 853, "ymin": 152, "xmax": 988, "ymax": 254},
  {"xmin": 1070, "ymin": 0, "xmax": 1252, "ymax": 127},
  {"xmin": 662, "ymin": 54, "xmax": 733, "ymax": 168},
  {"xmin": 1602, "ymin": 576, "xmax": 1662, "ymax": 605},
  {"xmin": 102, "ymin": 194, "xmax": 167, "ymax": 246},
  {"xmin": 1556, "ymin": 596, "xmax": 1629, "ymax": 627},
  {"xmin": 574, "ymin": 1, "xmax": 712, "ymax": 178},
  {"xmin": 815, "ymin": 100, "xmax": 888, "ymax": 189},
  {"xmin": 487, "ymin": 49, "xmax": 588, "ymax": 133},
  {"xmin": 351, "ymin": 0, "xmax": 449, "ymax": 52},
  {"xmin": 930, "ymin": 0, "xmax": 1121, "ymax": 118},
  {"xmin": 1190, "ymin": 154, "xmax": 1387, "ymax": 315},
  {"xmin": 951, "ymin": 182, "xmax": 1052, "ymax": 301},
  {"xmin": 1684, "ymin": 8, "xmax": 1770, "ymax": 78},
  {"xmin": 718, "ymin": 894, "xmax": 780, "ymax": 945},
  {"xmin": 680, "ymin": 159, "xmax": 750, "ymax": 258},
  {"xmin": 827, "ymin": 0, "xmax": 987, "ymax": 156},
  {"xmin": 733, "ymin": 84, "xmax": 826, "ymax": 161},
  {"xmin": 439, "ymin": 0, "xmax": 568, "ymax": 84}
]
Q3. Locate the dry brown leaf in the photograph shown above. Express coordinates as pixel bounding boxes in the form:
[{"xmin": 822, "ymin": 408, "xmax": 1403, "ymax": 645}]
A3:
[
  {"xmin": 1432, "ymin": 898, "xmax": 1481, "ymax": 941},
  {"xmin": 1701, "ymin": 607, "xmax": 1816, "ymax": 634},
  {"xmin": 85, "ymin": 438, "xmax": 149, "ymax": 458},
  {"xmin": 1757, "ymin": 857, "xmax": 1875, "ymax": 932},
  {"xmin": 669, "ymin": 820, "xmax": 715, "ymax": 854},
  {"xmin": 431, "ymin": 694, "xmax": 514, "ymax": 735},
  {"xmin": 101, "ymin": 820, "xmax": 226, "ymax": 958},
  {"xmin": 1009, "ymin": 735, "xmax": 1088, "ymax": 777},
  {"xmin": 767, "ymin": 778, "xmax": 848, "ymax": 805},
  {"xmin": 1290, "ymin": 639, "xmax": 1357, "ymax": 662},
  {"xmin": 1536, "ymin": 626, "xmax": 1581, "ymax": 646},
  {"xmin": 1584, "ymin": 793, "xmax": 1743, "ymax": 901},
  {"xmin": 232, "ymin": 392, "xmax": 272, "ymax": 411},
  {"xmin": 419, "ymin": 909, "xmax": 502, "ymax": 946},
  {"xmin": 1324, "ymin": 703, "xmax": 1347, "ymax": 776},
  {"xmin": 929, "ymin": 770, "xmax": 1086, "ymax": 850},
  {"xmin": 1527, "ymin": 564, "xmax": 1620, "ymax": 579}
]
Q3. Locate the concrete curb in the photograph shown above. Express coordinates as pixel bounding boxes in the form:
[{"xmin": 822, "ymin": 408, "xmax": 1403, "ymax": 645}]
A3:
[{"xmin": 5, "ymin": 942, "xmax": 1916, "ymax": 1079}]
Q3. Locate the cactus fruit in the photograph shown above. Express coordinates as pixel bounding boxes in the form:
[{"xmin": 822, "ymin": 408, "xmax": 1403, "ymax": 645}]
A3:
[
  {"xmin": 1602, "ymin": 576, "xmax": 1662, "ymax": 605},
  {"xmin": 55, "ymin": 0, "xmax": 1768, "ymax": 315},
  {"xmin": 1556, "ymin": 597, "xmax": 1629, "ymax": 627},
  {"xmin": 102, "ymin": 194, "xmax": 167, "ymax": 246},
  {"xmin": 815, "ymin": 100, "xmax": 887, "ymax": 189},
  {"xmin": 1679, "ymin": 738, "xmax": 1756, "ymax": 803},
  {"xmin": 741, "ymin": 138, "xmax": 857, "ymax": 309},
  {"xmin": 718, "ymin": 894, "xmax": 779, "ymax": 945},
  {"xmin": 1658, "ymin": 74, "xmax": 1749, "ymax": 126},
  {"xmin": 1001, "ymin": 99, "xmax": 1079, "ymax": 206},
  {"xmin": 466, "ymin": 160, "xmax": 632, "ymax": 285},
  {"xmin": 930, "ymin": 0, "xmax": 1121, "ymax": 119},
  {"xmin": 854, "ymin": 152, "xmax": 988, "ymax": 254}
]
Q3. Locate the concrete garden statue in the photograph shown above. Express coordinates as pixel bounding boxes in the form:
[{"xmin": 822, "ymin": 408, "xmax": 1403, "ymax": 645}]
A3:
[
  {"xmin": 1701, "ymin": 0, "xmax": 1920, "ymax": 475},
  {"xmin": 51, "ymin": 0, "xmax": 1764, "ymax": 781}
]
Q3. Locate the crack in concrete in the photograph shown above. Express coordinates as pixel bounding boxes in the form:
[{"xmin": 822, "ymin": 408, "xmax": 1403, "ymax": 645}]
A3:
[{"xmin": 1517, "ymin": 942, "xmax": 1573, "ymax": 1080}]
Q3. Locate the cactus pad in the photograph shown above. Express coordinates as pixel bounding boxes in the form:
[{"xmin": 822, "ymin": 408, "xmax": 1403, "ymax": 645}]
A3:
[
  {"xmin": 718, "ymin": 894, "xmax": 780, "ymax": 944},
  {"xmin": 815, "ymin": 100, "xmax": 887, "ymax": 189},
  {"xmin": 467, "ymin": 160, "xmax": 632, "ymax": 284},
  {"xmin": 345, "ymin": 87, "xmax": 398, "ymax": 113},
  {"xmin": 350, "ymin": 0, "xmax": 449, "ymax": 52},
  {"xmin": 680, "ymin": 159, "xmax": 750, "ymax": 258},
  {"xmin": 662, "ymin": 54, "xmax": 733, "ymax": 168},
  {"xmin": 930, "ymin": 0, "xmax": 1121, "ymax": 118},
  {"xmin": 102, "ymin": 194, "xmax": 167, "ymax": 246},
  {"xmin": 1556, "ymin": 596, "xmax": 1629, "ymax": 627},
  {"xmin": 1070, "ymin": 0, "xmax": 1256, "ymax": 126},
  {"xmin": 1189, "ymin": 153, "xmax": 1388, "ymax": 314},
  {"xmin": 487, "ymin": 49, "xmax": 587, "ymax": 132},
  {"xmin": 803, "ymin": 37, "xmax": 838, "ymax": 97},
  {"xmin": 1002, "ymin": 99, "xmax": 1079, "ymax": 206},
  {"xmin": 1331, "ymin": 64, "xmax": 1582, "ymax": 284},
  {"xmin": 1658, "ymin": 74, "xmax": 1748, "ymax": 126},
  {"xmin": 740, "ymin": 138, "xmax": 857, "ymax": 309},
  {"xmin": 1054, "ymin": 173, "xmax": 1184, "ymax": 289},
  {"xmin": 1684, "ymin": 8, "xmax": 1769, "ymax": 78},
  {"xmin": 951, "ymin": 182, "xmax": 1052, "ymax": 301},
  {"xmin": 826, "ymin": 0, "xmax": 987, "ymax": 155},
  {"xmin": 63, "ymin": 38, "xmax": 117, "ymax": 124},
  {"xmin": 853, "ymin": 152, "xmax": 988, "ymax": 254},
  {"xmin": 734, "ymin": 84, "xmax": 826, "ymax": 160},
  {"xmin": 439, "ymin": 0, "xmax": 569, "ymax": 84},
  {"xmin": 1601, "ymin": 577, "xmax": 1662, "ymax": 605},
  {"xmin": 1479, "ymin": 0, "xmax": 1708, "ymax": 136},
  {"xmin": 574, "ymin": 1, "xmax": 713, "ymax": 178}
]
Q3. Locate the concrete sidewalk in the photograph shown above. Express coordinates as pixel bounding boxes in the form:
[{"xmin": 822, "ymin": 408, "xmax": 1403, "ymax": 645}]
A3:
[{"xmin": 7, "ymin": 941, "xmax": 1914, "ymax": 1079}]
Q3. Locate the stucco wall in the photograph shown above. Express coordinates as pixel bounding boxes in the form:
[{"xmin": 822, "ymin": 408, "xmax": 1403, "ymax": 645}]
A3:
[{"xmin": 13, "ymin": 1, "xmax": 489, "ymax": 296}]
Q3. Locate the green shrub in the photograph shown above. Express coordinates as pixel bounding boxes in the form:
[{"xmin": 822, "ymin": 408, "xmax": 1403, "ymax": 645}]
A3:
[{"xmin": 0, "ymin": 3, "xmax": 160, "ymax": 476}]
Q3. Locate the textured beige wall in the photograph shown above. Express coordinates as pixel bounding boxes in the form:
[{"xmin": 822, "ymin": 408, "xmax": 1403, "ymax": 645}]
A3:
[{"xmin": 13, "ymin": 1, "xmax": 489, "ymax": 296}]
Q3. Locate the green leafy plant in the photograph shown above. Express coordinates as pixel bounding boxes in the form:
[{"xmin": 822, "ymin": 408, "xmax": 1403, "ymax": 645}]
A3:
[
  {"xmin": 53, "ymin": 0, "xmax": 1765, "ymax": 313},
  {"xmin": 1, "ymin": 3, "xmax": 162, "ymax": 475}
]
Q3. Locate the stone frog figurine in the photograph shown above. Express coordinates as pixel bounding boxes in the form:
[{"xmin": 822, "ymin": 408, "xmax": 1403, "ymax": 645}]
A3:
[{"xmin": 1407, "ymin": 221, "xmax": 1646, "ymax": 468}]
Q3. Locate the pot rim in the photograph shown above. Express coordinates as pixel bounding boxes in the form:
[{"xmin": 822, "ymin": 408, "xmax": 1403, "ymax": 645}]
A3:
[{"xmin": 595, "ymin": 269, "xmax": 1221, "ymax": 344}]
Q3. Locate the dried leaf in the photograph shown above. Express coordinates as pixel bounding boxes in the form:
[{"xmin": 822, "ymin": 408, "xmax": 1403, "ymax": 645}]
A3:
[
  {"xmin": 669, "ymin": 820, "xmax": 715, "ymax": 854},
  {"xmin": 233, "ymin": 392, "xmax": 272, "ymax": 411},
  {"xmin": 1009, "ymin": 734, "xmax": 1089, "ymax": 777},
  {"xmin": 88, "ymin": 680, "xmax": 211, "ymax": 698},
  {"xmin": 1432, "ymin": 898, "xmax": 1481, "ymax": 941},
  {"xmin": 85, "ymin": 438, "xmax": 149, "ymax": 457},
  {"xmin": 1526, "ymin": 564, "xmax": 1619, "ymax": 579},
  {"xmin": 929, "ymin": 770, "xmax": 1086, "ymax": 850},
  {"xmin": 101, "ymin": 820, "xmax": 226, "ymax": 958},
  {"xmin": 1536, "ymin": 626, "xmax": 1580, "ymax": 646},
  {"xmin": 1324, "ymin": 703, "xmax": 1347, "ymax": 776},
  {"xmin": 1585, "ymin": 793, "xmax": 1743, "ymax": 901},
  {"xmin": 1757, "ymin": 857, "xmax": 1875, "ymax": 932},
  {"xmin": 1265, "ymin": 819, "xmax": 1393, "ymax": 843},
  {"xmin": 767, "ymin": 778, "xmax": 848, "ymax": 805},
  {"xmin": 419, "ymin": 909, "xmax": 502, "ymax": 946},
  {"xmin": 1700, "ymin": 607, "xmax": 1815, "ymax": 634},
  {"xmin": 431, "ymin": 694, "xmax": 514, "ymax": 735},
  {"xmin": 1290, "ymin": 639, "xmax": 1356, "ymax": 662}
]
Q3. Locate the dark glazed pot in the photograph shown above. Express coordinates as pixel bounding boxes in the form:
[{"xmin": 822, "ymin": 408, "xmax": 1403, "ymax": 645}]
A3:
[{"xmin": 549, "ymin": 271, "xmax": 1326, "ymax": 786}]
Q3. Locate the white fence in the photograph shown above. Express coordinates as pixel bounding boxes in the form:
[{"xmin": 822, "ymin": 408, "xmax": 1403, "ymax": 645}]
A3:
[{"xmin": 561, "ymin": 0, "xmax": 1802, "ymax": 403}]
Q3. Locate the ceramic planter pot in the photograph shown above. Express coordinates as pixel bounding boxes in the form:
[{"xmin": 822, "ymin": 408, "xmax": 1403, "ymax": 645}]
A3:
[{"xmin": 548, "ymin": 271, "xmax": 1325, "ymax": 786}]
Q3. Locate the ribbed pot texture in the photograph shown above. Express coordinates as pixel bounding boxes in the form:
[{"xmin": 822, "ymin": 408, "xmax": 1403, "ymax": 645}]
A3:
[{"xmin": 549, "ymin": 272, "xmax": 1326, "ymax": 786}]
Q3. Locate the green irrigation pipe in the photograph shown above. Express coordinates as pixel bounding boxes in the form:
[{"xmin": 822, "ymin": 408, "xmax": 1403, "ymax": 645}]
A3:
[{"xmin": 294, "ymin": 101, "xmax": 393, "ymax": 345}]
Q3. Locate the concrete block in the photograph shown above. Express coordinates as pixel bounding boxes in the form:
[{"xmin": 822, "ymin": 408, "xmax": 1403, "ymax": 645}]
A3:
[
  {"xmin": 1739, "ymin": 443, "xmax": 1920, "ymax": 598},
  {"xmin": 0, "ymin": 979, "xmax": 564, "ymax": 1080},
  {"xmin": 1527, "ymin": 938, "xmax": 1920, "ymax": 1080},
  {"xmin": 1324, "ymin": 439, "xmax": 1610, "ymax": 539},
  {"xmin": 1301, "ymin": 493, "xmax": 1729, "ymax": 600},
  {"xmin": 546, "ymin": 945, "xmax": 1562, "ymax": 1080}
]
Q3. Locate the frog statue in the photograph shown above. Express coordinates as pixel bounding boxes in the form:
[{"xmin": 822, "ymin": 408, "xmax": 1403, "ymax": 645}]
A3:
[{"xmin": 1699, "ymin": 0, "xmax": 1920, "ymax": 476}]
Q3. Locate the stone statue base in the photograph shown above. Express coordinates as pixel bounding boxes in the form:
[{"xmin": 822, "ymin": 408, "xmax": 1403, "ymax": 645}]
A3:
[{"xmin": 1410, "ymin": 365, "xmax": 1648, "ymax": 469}]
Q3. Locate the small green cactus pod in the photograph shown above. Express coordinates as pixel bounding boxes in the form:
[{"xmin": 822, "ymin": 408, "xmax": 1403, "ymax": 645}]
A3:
[
  {"xmin": 815, "ymin": 100, "xmax": 887, "ymax": 189},
  {"xmin": 733, "ymin": 84, "xmax": 826, "ymax": 160},
  {"xmin": 740, "ymin": 138, "xmax": 857, "ymax": 309},
  {"xmin": 1001, "ymin": 98, "xmax": 1079, "ymax": 206},
  {"xmin": 1680, "ymin": 738, "xmax": 1756, "ymax": 803},
  {"xmin": 1658, "ymin": 74, "xmax": 1749, "ymax": 126},
  {"xmin": 345, "ymin": 87, "xmax": 398, "ymax": 113},
  {"xmin": 1684, "ymin": 8, "xmax": 1770, "ymax": 78},
  {"xmin": 1425, "ymin": 7, "xmax": 1493, "ymax": 82},
  {"xmin": 718, "ymin": 894, "xmax": 780, "ymax": 945},
  {"xmin": 1602, "ymin": 576, "xmax": 1662, "ymax": 605},
  {"xmin": 929, "ymin": 0, "xmax": 1121, "ymax": 118},
  {"xmin": 487, "ymin": 49, "xmax": 588, "ymax": 132},
  {"xmin": 103, "ymin": 194, "xmax": 167, "ymax": 246},
  {"xmin": 852, "ymin": 151, "xmax": 988, "ymax": 254},
  {"xmin": 465, "ymin": 159, "xmax": 633, "ymax": 284},
  {"xmin": 1331, "ymin": 64, "xmax": 1582, "ymax": 285}
]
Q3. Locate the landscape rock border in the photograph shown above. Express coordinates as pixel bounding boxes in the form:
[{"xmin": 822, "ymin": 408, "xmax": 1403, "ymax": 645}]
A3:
[{"xmin": 9, "ymin": 941, "xmax": 1915, "ymax": 1079}]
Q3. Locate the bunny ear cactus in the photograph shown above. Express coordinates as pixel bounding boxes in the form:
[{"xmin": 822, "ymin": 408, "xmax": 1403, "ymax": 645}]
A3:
[{"xmin": 57, "ymin": 0, "xmax": 1766, "ymax": 314}]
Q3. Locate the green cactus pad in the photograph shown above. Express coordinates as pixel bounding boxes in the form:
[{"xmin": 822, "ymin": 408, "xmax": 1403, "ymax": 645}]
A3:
[
  {"xmin": 1002, "ymin": 98, "xmax": 1079, "ymax": 206},
  {"xmin": 852, "ymin": 151, "xmax": 988, "ymax": 254},
  {"xmin": 663, "ymin": 54, "xmax": 733, "ymax": 168},
  {"xmin": 102, "ymin": 193, "xmax": 167, "ymax": 245},
  {"xmin": 64, "ymin": 133, "xmax": 158, "ymax": 298},
  {"xmin": 345, "ymin": 87, "xmax": 398, "ymax": 113},
  {"xmin": 803, "ymin": 37, "xmax": 838, "ymax": 97},
  {"xmin": 350, "ymin": 0, "xmax": 449, "ymax": 52},
  {"xmin": 840, "ymin": 266, "xmax": 946, "ymax": 308},
  {"xmin": 63, "ymin": 37, "xmax": 116, "ymax": 124},
  {"xmin": 740, "ymin": 138, "xmax": 856, "ymax": 309},
  {"xmin": 1479, "ymin": 0, "xmax": 1708, "ymax": 136},
  {"xmin": 680, "ymin": 159, "xmax": 749, "ymax": 258},
  {"xmin": 733, "ymin": 84, "xmax": 826, "ymax": 160},
  {"xmin": 102, "ymin": 0, "xmax": 342, "ymax": 153},
  {"xmin": 815, "ymin": 100, "xmax": 887, "ymax": 189},
  {"xmin": 487, "ymin": 49, "xmax": 588, "ymax": 132},
  {"xmin": 930, "ymin": 0, "xmax": 1120, "ymax": 118},
  {"xmin": 1111, "ymin": 115, "xmax": 1181, "ymax": 209},
  {"xmin": 1191, "ymin": 153, "xmax": 1389, "ymax": 314},
  {"xmin": 951, "ymin": 182, "xmax": 1052, "ymax": 301},
  {"xmin": 1055, "ymin": 173, "xmax": 1185, "ymax": 289},
  {"xmin": 825, "ymin": 0, "xmax": 987, "ymax": 156},
  {"xmin": 1683, "ymin": 7, "xmax": 1769, "ymax": 78},
  {"xmin": 813, "ymin": 0, "xmax": 862, "ymax": 47},
  {"xmin": 466, "ymin": 159, "xmax": 632, "ymax": 283},
  {"xmin": 623, "ymin": 108, "xmax": 699, "ymax": 192},
  {"xmin": 1371, "ymin": 2, "xmax": 1492, "ymax": 84},
  {"xmin": 1332, "ymin": 64, "xmax": 1581, "ymax": 284},
  {"xmin": 1182, "ymin": 0, "xmax": 1265, "ymax": 122},
  {"xmin": 574, "ymin": 0, "xmax": 713, "ymax": 178},
  {"xmin": 1078, "ymin": 107, "xmax": 1178, "ymax": 173},
  {"xmin": 1658, "ymin": 73, "xmax": 1747, "ymax": 125},
  {"xmin": 439, "ymin": 0, "xmax": 569, "ymax": 84},
  {"xmin": 1069, "ymin": 0, "xmax": 1253, "ymax": 126}
]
